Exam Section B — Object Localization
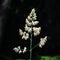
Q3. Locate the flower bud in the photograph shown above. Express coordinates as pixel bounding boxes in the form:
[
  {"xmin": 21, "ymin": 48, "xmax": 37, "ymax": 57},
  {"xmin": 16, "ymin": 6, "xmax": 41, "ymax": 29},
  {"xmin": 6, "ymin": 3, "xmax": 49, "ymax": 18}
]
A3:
[
  {"xmin": 32, "ymin": 21, "xmax": 39, "ymax": 26},
  {"xmin": 23, "ymin": 47, "xmax": 27, "ymax": 53},
  {"xmin": 19, "ymin": 29, "xmax": 23, "ymax": 36},
  {"xmin": 28, "ymin": 16, "xmax": 32, "ymax": 21},
  {"xmin": 19, "ymin": 50, "xmax": 22, "ymax": 54},
  {"xmin": 13, "ymin": 47, "xmax": 19, "ymax": 53},
  {"xmin": 31, "ymin": 8, "xmax": 35, "ymax": 14},
  {"xmin": 28, "ymin": 28, "xmax": 32, "ymax": 33},
  {"xmin": 32, "ymin": 16, "xmax": 37, "ymax": 20},
  {"xmin": 26, "ymin": 19, "xmax": 32, "ymax": 26},
  {"xmin": 25, "ymin": 24, "xmax": 29, "ymax": 31}
]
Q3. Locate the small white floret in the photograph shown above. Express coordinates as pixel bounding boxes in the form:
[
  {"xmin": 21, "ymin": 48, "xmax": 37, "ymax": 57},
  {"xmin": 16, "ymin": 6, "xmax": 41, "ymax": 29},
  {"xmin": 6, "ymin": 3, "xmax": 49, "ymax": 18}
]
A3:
[
  {"xmin": 17, "ymin": 46, "xmax": 20, "ymax": 50},
  {"xmin": 22, "ymin": 32, "xmax": 29, "ymax": 40},
  {"xmin": 26, "ymin": 19, "xmax": 32, "ymax": 26},
  {"xmin": 19, "ymin": 50, "xmax": 22, "ymax": 54},
  {"xmin": 28, "ymin": 28, "xmax": 32, "ymax": 33},
  {"xmin": 25, "ymin": 24, "xmax": 29, "ymax": 31},
  {"xmin": 31, "ymin": 8, "xmax": 35, "ymax": 14},
  {"xmin": 32, "ymin": 21, "xmax": 39, "ymax": 26},
  {"xmin": 19, "ymin": 29, "xmax": 23, "ymax": 36},
  {"xmin": 23, "ymin": 47, "xmax": 27, "ymax": 53},
  {"xmin": 27, "ymin": 16, "xmax": 32, "ymax": 21},
  {"xmin": 33, "ymin": 27, "xmax": 41, "ymax": 36},
  {"xmin": 13, "ymin": 47, "xmax": 19, "ymax": 53}
]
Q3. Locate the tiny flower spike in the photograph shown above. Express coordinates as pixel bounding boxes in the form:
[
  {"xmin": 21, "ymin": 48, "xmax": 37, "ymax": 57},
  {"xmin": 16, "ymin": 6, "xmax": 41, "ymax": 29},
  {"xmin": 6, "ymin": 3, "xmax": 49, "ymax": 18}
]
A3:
[
  {"xmin": 29, "ymin": 9, "xmax": 37, "ymax": 21},
  {"xmin": 39, "ymin": 36, "xmax": 47, "ymax": 48}
]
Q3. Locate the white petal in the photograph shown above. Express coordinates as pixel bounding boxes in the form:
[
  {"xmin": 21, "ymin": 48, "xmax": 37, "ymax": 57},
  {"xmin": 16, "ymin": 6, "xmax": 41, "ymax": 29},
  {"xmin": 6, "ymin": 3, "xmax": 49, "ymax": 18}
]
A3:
[
  {"xmin": 19, "ymin": 50, "xmax": 22, "ymax": 54},
  {"xmin": 17, "ymin": 46, "xmax": 20, "ymax": 50},
  {"xmin": 25, "ymin": 24, "xmax": 29, "ymax": 31},
  {"xmin": 13, "ymin": 47, "xmax": 19, "ymax": 53},
  {"xmin": 26, "ymin": 19, "xmax": 32, "ymax": 26},
  {"xmin": 28, "ymin": 27, "xmax": 32, "ymax": 33},
  {"xmin": 44, "ymin": 36, "xmax": 47, "ymax": 41},
  {"xmin": 26, "ymin": 33, "xmax": 29, "ymax": 37},
  {"xmin": 33, "ymin": 27, "xmax": 41, "ymax": 36},
  {"xmin": 24, "ymin": 47, "xmax": 27, "ymax": 50},
  {"xmin": 39, "ymin": 43, "xmax": 43, "ymax": 48},
  {"xmin": 33, "ymin": 13, "xmax": 37, "ymax": 17},
  {"xmin": 33, "ymin": 27, "xmax": 36, "ymax": 30},
  {"xmin": 24, "ymin": 37, "xmax": 28, "ymax": 40},
  {"xmin": 19, "ymin": 29, "xmax": 23, "ymax": 36},
  {"xmin": 22, "ymin": 35, "xmax": 25, "ymax": 39},
  {"xmin": 37, "ymin": 27, "xmax": 41, "ymax": 31},
  {"xmin": 34, "ymin": 32, "xmax": 38, "ymax": 36},
  {"xmin": 22, "ymin": 32, "xmax": 29, "ymax": 40},
  {"xmin": 31, "ymin": 8, "xmax": 35, "ymax": 14},
  {"xmin": 32, "ymin": 21, "xmax": 39, "ymax": 26},
  {"xmin": 29, "ymin": 13, "xmax": 32, "ymax": 17},
  {"xmin": 33, "ymin": 27, "xmax": 41, "ymax": 32},
  {"xmin": 32, "ymin": 16, "xmax": 37, "ymax": 20},
  {"xmin": 25, "ymin": 24, "xmax": 32, "ymax": 33},
  {"xmin": 23, "ymin": 32, "xmax": 26, "ymax": 35},
  {"xmin": 22, "ymin": 32, "xmax": 26, "ymax": 39},
  {"xmin": 27, "ymin": 16, "xmax": 32, "ymax": 21},
  {"xmin": 34, "ymin": 31, "xmax": 40, "ymax": 36},
  {"xmin": 30, "ymin": 9, "xmax": 37, "ymax": 20},
  {"xmin": 24, "ymin": 33, "xmax": 29, "ymax": 40},
  {"xmin": 23, "ymin": 47, "xmax": 27, "ymax": 53}
]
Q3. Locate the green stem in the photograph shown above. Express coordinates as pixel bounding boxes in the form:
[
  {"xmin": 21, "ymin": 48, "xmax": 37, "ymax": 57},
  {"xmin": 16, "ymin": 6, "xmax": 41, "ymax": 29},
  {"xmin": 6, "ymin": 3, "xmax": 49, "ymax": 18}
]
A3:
[
  {"xmin": 30, "ymin": 27, "xmax": 33, "ymax": 60},
  {"xmin": 30, "ymin": 33, "xmax": 32, "ymax": 60}
]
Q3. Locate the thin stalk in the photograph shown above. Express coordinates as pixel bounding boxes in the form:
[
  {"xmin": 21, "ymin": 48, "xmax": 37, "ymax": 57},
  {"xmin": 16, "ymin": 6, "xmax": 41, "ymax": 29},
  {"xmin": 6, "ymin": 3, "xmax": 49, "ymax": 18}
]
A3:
[{"xmin": 30, "ymin": 26, "xmax": 33, "ymax": 60}]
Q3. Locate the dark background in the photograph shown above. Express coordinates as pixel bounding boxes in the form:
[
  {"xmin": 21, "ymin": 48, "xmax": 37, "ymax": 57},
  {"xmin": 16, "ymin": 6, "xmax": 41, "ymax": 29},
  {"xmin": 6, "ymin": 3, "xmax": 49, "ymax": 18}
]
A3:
[{"xmin": 0, "ymin": 0, "xmax": 60, "ymax": 59}]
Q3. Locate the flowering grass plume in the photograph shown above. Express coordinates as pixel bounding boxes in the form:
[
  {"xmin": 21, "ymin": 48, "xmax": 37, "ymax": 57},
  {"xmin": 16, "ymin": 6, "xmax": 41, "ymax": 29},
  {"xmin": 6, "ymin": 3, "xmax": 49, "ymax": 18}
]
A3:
[
  {"xmin": 19, "ymin": 8, "xmax": 41, "ymax": 41},
  {"xmin": 13, "ymin": 8, "xmax": 47, "ymax": 58}
]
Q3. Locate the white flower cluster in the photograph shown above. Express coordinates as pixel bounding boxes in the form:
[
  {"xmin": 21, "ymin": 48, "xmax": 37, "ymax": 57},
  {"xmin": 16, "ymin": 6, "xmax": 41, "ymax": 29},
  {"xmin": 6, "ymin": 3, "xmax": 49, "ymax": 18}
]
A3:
[
  {"xmin": 13, "ymin": 46, "xmax": 27, "ymax": 54},
  {"xmin": 25, "ymin": 8, "xmax": 38, "ymax": 26},
  {"xmin": 39, "ymin": 36, "xmax": 47, "ymax": 48},
  {"xmin": 13, "ymin": 8, "xmax": 48, "ymax": 55},
  {"xmin": 19, "ymin": 29, "xmax": 29, "ymax": 40},
  {"xmin": 24, "ymin": 8, "xmax": 41, "ymax": 36},
  {"xmin": 19, "ymin": 8, "xmax": 41, "ymax": 40}
]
